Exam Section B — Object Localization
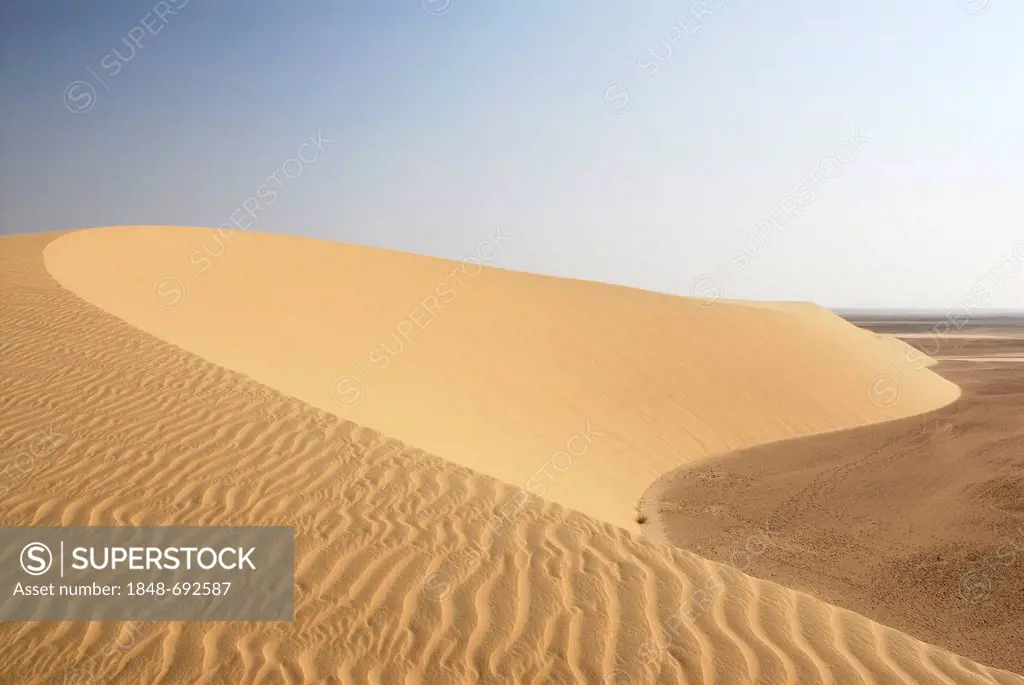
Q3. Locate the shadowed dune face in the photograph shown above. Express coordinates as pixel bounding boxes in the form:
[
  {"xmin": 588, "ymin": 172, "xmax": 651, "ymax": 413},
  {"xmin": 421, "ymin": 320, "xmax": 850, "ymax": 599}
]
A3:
[
  {"xmin": 650, "ymin": 345, "xmax": 1024, "ymax": 674},
  {"xmin": 44, "ymin": 225, "xmax": 960, "ymax": 529},
  {"xmin": 3, "ymin": 231, "xmax": 1022, "ymax": 684}
]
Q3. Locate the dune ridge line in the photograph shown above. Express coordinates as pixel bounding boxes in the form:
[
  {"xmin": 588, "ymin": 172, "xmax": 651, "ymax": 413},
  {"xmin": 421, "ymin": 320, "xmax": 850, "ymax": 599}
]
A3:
[{"xmin": 44, "ymin": 225, "xmax": 960, "ymax": 533}]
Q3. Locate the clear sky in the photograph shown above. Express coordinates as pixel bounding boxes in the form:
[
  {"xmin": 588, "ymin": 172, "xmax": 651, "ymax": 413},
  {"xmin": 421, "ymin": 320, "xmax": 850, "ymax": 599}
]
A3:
[{"xmin": 1, "ymin": 0, "xmax": 1021, "ymax": 309}]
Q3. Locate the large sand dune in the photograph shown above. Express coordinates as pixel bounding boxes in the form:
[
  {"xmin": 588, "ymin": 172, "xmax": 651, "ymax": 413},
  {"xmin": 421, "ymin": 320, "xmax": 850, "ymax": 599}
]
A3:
[
  {"xmin": 2, "ymin": 230, "xmax": 1019, "ymax": 684},
  {"xmin": 649, "ymin": 336, "xmax": 1024, "ymax": 673},
  {"xmin": 44, "ymin": 225, "xmax": 960, "ymax": 530}
]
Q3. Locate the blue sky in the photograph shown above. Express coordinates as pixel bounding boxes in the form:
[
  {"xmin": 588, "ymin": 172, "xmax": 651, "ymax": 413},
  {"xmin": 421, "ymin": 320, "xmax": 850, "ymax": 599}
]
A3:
[{"xmin": 1, "ymin": 0, "xmax": 1021, "ymax": 309}]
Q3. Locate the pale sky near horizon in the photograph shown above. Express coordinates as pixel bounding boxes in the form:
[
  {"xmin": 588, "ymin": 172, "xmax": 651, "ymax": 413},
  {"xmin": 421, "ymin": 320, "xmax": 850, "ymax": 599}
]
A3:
[{"xmin": 1, "ymin": 1, "xmax": 1022, "ymax": 309}]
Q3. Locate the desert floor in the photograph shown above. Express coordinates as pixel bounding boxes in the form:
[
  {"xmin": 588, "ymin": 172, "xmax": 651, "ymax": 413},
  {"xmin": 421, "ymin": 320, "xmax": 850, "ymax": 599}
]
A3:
[
  {"xmin": 2, "ymin": 228, "xmax": 1022, "ymax": 683},
  {"xmin": 650, "ymin": 322, "xmax": 1024, "ymax": 674}
]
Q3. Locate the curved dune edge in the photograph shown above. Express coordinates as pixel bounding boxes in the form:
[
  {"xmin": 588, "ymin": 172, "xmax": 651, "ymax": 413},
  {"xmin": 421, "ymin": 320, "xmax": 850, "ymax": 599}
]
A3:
[
  {"xmin": 871, "ymin": 332, "xmax": 942, "ymax": 367},
  {"xmin": 44, "ymin": 225, "xmax": 960, "ymax": 531},
  {"xmin": 0, "ymin": 230, "xmax": 1017, "ymax": 685},
  {"xmin": 641, "ymin": 352, "xmax": 1024, "ymax": 675}
]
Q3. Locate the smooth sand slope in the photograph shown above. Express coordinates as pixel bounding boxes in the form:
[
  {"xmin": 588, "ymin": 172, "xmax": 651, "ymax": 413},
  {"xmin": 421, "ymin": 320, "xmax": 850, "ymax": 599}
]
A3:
[
  {"xmin": 650, "ymin": 334, "xmax": 1024, "ymax": 674},
  {"xmin": 2, "ymin": 231, "xmax": 1020, "ymax": 684},
  {"xmin": 44, "ymin": 225, "xmax": 960, "ymax": 530}
]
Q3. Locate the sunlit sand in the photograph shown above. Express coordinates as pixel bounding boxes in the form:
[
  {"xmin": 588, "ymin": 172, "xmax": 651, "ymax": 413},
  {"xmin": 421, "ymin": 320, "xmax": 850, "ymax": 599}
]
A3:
[{"xmin": 1, "ymin": 227, "xmax": 1016, "ymax": 683}]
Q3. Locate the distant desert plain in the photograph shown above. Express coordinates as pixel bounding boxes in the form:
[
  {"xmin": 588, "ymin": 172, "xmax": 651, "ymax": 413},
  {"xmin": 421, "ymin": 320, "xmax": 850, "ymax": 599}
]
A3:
[{"xmin": 1, "ymin": 225, "xmax": 1022, "ymax": 683}]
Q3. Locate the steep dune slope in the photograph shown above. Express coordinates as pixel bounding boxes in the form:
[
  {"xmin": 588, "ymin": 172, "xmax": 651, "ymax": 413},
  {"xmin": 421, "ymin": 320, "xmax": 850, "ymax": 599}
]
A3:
[
  {"xmin": 1, "ymin": 230, "xmax": 1018, "ymax": 683},
  {"xmin": 44, "ymin": 225, "xmax": 959, "ymax": 529}
]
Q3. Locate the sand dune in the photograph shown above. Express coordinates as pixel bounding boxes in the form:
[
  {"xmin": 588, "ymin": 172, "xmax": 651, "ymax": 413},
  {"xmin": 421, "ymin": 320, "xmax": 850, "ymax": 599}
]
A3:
[
  {"xmin": 649, "ymin": 335, "xmax": 1024, "ymax": 674},
  {"xmin": 2, "ymin": 230, "xmax": 1020, "ymax": 683},
  {"xmin": 44, "ymin": 225, "xmax": 960, "ymax": 530},
  {"xmin": 871, "ymin": 332, "xmax": 941, "ymax": 367}
]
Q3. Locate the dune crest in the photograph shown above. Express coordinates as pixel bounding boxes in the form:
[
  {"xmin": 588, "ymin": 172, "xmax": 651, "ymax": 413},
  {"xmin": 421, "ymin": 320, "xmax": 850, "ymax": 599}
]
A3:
[
  {"xmin": 44, "ymin": 226, "xmax": 958, "ymax": 530},
  {"xmin": 2, "ymin": 230, "xmax": 1019, "ymax": 683}
]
